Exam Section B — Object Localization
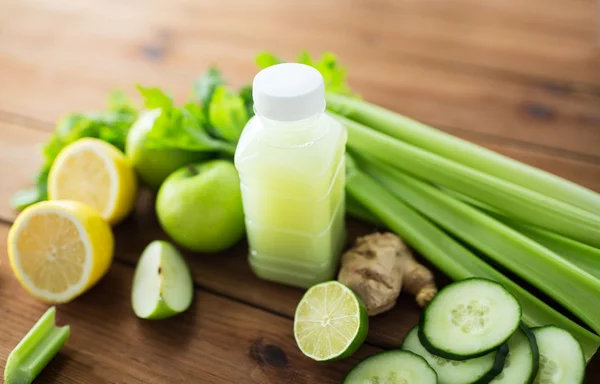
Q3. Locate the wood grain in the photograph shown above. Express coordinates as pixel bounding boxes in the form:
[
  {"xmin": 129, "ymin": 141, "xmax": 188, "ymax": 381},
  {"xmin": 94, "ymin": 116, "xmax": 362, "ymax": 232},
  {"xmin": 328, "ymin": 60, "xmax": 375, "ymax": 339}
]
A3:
[
  {"xmin": 1, "ymin": 0, "xmax": 600, "ymax": 381},
  {"xmin": 0, "ymin": 224, "xmax": 382, "ymax": 383},
  {"xmin": 0, "ymin": 0, "xmax": 599, "ymax": 157},
  {"xmin": 2, "ymin": 0, "xmax": 598, "ymax": 85}
]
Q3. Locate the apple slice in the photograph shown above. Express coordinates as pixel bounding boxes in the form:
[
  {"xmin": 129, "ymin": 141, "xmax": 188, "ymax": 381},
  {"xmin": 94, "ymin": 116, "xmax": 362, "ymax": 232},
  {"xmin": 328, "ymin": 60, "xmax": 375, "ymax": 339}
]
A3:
[{"xmin": 132, "ymin": 240, "xmax": 194, "ymax": 319}]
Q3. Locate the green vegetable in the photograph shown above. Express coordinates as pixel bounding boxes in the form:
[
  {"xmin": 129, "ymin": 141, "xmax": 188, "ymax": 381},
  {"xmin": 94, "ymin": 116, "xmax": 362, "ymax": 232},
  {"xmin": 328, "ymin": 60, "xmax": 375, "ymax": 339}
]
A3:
[
  {"xmin": 358, "ymin": 155, "xmax": 600, "ymax": 334},
  {"xmin": 191, "ymin": 67, "xmax": 224, "ymax": 109},
  {"xmin": 190, "ymin": 67, "xmax": 253, "ymax": 142},
  {"xmin": 345, "ymin": 193, "xmax": 383, "ymax": 227},
  {"xmin": 344, "ymin": 155, "xmax": 600, "ymax": 360},
  {"xmin": 4, "ymin": 307, "xmax": 70, "ymax": 384},
  {"xmin": 532, "ymin": 326, "xmax": 586, "ymax": 384},
  {"xmin": 443, "ymin": 189, "xmax": 600, "ymax": 281},
  {"xmin": 11, "ymin": 91, "xmax": 138, "ymax": 210},
  {"xmin": 418, "ymin": 278, "xmax": 520, "ymax": 360},
  {"xmin": 238, "ymin": 85, "xmax": 255, "ymax": 119},
  {"xmin": 336, "ymin": 114, "xmax": 600, "ymax": 248},
  {"xmin": 504, "ymin": 222, "xmax": 600, "ymax": 281},
  {"xmin": 256, "ymin": 51, "xmax": 356, "ymax": 97},
  {"xmin": 137, "ymin": 86, "xmax": 236, "ymax": 155},
  {"xmin": 343, "ymin": 350, "xmax": 437, "ymax": 384},
  {"xmin": 327, "ymin": 93, "xmax": 600, "ymax": 217},
  {"xmin": 137, "ymin": 85, "xmax": 173, "ymax": 110},
  {"xmin": 255, "ymin": 51, "xmax": 283, "ymax": 69},
  {"xmin": 208, "ymin": 86, "xmax": 248, "ymax": 142}
]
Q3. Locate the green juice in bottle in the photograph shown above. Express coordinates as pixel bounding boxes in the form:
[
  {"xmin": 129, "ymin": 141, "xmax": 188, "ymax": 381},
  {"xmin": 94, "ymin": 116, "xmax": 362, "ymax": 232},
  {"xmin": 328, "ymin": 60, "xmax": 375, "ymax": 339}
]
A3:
[{"xmin": 234, "ymin": 63, "xmax": 347, "ymax": 288}]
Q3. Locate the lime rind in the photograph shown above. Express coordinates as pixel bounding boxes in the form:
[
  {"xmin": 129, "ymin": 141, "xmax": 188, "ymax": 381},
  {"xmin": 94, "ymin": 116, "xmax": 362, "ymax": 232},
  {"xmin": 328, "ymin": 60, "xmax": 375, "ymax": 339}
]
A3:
[{"xmin": 294, "ymin": 281, "xmax": 368, "ymax": 361}]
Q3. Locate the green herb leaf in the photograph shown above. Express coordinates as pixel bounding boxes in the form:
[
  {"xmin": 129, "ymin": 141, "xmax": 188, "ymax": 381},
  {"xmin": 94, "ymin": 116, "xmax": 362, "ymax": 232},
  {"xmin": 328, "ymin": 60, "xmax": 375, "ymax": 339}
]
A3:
[
  {"xmin": 9, "ymin": 187, "xmax": 44, "ymax": 212},
  {"xmin": 108, "ymin": 90, "xmax": 137, "ymax": 114},
  {"xmin": 311, "ymin": 52, "xmax": 355, "ymax": 97},
  {"xmin": 191, "ymin": 67, "xmax": 225, "ymax": 108},
  {"xmin": 256, "ymin": 52, "xmax": 283, "ymax": 69},
  {"xmin": 183, "ymin": 102, "xmax": 205, "ymax": 125},
  {"xmin": 208, "ymin": 86, "xmax": 248, "ymax": 142},
  {"xmin": 296, "ymin": 51, "xmax": 314, "ymax": 66},
  {"xmin": 190, "ymin": 67, "xmax": 227, "ymax": 137},
  {"xmin": 238, "ymin": 85, "xmax": 255, "ymax": 118},
  {"xmin": 144, "ymin": 106, "xmax": 236, "ymax": 155},
  {"xmin": 255, "ymin": 51, "xmax": 356, "ymax": 97},
  {"xmin": 136, "ymin": 85, "xmax": 173, "ymax": 110}
]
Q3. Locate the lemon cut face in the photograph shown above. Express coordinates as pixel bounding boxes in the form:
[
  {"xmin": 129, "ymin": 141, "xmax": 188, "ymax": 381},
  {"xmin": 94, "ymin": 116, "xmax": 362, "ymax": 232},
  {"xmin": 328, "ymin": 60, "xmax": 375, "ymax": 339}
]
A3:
[
  {"xmin": 8, "ymin": 200, "xmax": 114, "ymax": 303},
  {"xmin": 48, "ymin": 138, "xmax": 137, "ymax": 225}
]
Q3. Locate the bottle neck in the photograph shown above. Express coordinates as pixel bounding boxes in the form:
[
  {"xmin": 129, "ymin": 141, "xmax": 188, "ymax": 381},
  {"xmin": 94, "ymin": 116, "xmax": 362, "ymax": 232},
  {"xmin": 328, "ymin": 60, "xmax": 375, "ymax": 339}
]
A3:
[{"xmin": 259, "ymin": 113, "xmax": 327, "ymax": 147}]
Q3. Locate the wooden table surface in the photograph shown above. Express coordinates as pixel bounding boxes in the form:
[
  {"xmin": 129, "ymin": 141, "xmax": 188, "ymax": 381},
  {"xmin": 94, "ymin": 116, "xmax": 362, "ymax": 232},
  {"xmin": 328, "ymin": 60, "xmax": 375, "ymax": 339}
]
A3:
[{"xmin": 1, "ymin": 0, "xmax": 599, "ymax": 382}]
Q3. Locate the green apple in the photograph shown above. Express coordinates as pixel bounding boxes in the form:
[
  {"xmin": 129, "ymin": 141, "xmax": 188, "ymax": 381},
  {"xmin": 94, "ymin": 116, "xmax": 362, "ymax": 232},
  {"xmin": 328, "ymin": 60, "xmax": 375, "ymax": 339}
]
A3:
[
  {"xmin": 126, "ymin": 109, "xmax": 209, "ymax": 190},
  {"xmin": 156, "ymin": 160, "xmax": 245, "ymax": 252},
  {"xmin": 131, "ymin": 240, "xmax": 194, "ymax": 319}
]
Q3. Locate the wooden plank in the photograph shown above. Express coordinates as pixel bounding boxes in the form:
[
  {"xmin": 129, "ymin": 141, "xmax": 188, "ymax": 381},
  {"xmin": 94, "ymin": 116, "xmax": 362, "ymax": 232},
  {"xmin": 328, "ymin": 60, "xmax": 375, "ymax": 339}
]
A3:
[
  {"xmin": 2, "ymin": 0, "xmax": 598, "ymax": 85},
  {"xmin": 0, "ymin": 223, "xmax": 381, "ymax": 383},
  {"xmin": 1, "ymin": 0, "xmax": 600, "ymax": 156}
]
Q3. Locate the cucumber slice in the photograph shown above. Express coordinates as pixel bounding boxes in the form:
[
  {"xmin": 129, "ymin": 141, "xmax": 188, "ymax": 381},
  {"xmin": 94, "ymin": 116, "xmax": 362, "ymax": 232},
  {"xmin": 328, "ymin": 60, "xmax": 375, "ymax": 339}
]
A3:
[
  {"xmin": 532, "ymin": 326, "xmax": 585, "ymax": 384},
  {"xmin": 343, "ymin": 350, "xmax": 437, "ymax": 384},
  {"xmin": 402, "ymin": 325, "xmax": 507, "ymax": 384},
  {"xmin": 420, "ymin": 278, "xmax": 521, "ymax": 359},
  {"xmin": 491, "ymin": 324, "xmax": 539, "ymax": 384}
]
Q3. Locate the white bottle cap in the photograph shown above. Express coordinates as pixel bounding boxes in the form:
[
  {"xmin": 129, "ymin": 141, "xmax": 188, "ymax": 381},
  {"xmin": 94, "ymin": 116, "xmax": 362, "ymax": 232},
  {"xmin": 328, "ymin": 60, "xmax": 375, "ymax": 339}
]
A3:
[{"xmin": 252, "ymin": 63, "xmax": 325, "ymax": 122}]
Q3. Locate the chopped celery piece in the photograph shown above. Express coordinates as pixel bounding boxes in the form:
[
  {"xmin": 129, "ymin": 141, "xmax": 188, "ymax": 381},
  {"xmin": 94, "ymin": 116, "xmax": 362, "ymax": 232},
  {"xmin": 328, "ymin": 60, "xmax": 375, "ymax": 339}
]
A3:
[
  {"xmin": 327, "ymin": 93, "xmax": 600, "ymax": 216},
  {"xmin": 334, "ymin": 114, "xmax": 600, "ymax": 248},
  {"xmin": 5, "ymin": 307, "xmax": 70, "ymax": 384},
  {"xmin": 359, "ymin": 156, "xmax": 600, "ymax": 335},
  {"xmin": 344, "ymin": 155, "xmax": 600, "ymax": 360}
]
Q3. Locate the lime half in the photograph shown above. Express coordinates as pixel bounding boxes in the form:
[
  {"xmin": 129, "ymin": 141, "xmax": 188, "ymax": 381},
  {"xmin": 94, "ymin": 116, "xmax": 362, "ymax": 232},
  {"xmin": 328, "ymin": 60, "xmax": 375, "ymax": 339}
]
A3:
[{"xmin": 294, "ymin": 281, "xmax": 368, "ymax": 361}]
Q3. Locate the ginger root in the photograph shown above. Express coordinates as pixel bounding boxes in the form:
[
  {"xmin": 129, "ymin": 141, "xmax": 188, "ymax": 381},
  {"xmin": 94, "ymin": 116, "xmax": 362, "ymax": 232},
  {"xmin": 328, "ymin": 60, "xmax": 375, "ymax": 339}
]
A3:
[{"xmin": 337, "ymin": 232, "xmax": 437, "ymax": 316}]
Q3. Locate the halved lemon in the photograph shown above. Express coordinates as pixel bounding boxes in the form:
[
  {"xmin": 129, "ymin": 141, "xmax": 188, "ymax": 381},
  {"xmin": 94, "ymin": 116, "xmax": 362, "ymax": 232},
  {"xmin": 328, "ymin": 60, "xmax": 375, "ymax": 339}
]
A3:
[
  {"xmin": 48, "ymin": 138, "xmax": 138, "ymax": 225},
  {"xmin": 7, "ymin": 200, "xmax": 114, "ymax": 303}
]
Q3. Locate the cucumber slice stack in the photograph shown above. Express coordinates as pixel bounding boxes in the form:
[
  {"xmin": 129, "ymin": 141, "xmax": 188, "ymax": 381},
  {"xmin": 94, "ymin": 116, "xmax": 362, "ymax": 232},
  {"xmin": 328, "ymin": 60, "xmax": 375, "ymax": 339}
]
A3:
[{"xmin": 343, "ymin": 278, "xmax": 587, "ymax": 384}]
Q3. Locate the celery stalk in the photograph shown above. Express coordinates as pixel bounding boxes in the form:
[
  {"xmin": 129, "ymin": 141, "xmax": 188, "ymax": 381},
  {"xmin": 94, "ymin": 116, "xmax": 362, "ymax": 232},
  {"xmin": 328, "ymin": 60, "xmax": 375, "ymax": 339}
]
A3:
[
  {"xmin": 5, "ymin": 307, "xmax": 70, "ymax": 384},
  {"xmin": 346, "ymin": 193, "xmax": 383, "ymax": 226},
  {"xmin": 327, "ymin": 93, "xmax": 600, "ymax": 216},
  {"xmin": 344, "ymin": 156, "xmax": 600, "ymax": 360},
  {"xmin": 334, "ymin": 114, "xmax": 600, "ymax": 248},
  {"xmin": 359, "ymin": 156, "xmax": 600, "ymax": 334},
  {"xmin": 443, "ymin": 189, "xmax": 600, "ymax": 280},
  {"xmin": 501, "ymin": 222, "xmax": 600, "ymax": 281}
]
